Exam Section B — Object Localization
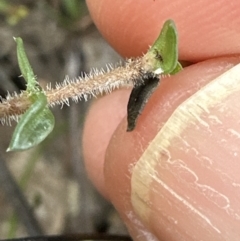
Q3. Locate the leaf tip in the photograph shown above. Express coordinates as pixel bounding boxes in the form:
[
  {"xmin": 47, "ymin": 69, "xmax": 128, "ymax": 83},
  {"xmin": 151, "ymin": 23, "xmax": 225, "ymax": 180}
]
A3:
[
  {"xmin": 6, "ymin": 147, "xmax": 11, "ymax": 152},
  {"xmin": 13, "ymin": 36, "xmax": 22, "ymax": 44}
]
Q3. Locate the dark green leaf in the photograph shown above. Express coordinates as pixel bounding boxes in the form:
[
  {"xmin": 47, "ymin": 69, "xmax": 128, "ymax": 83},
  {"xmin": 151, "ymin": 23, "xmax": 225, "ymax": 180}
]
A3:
[
  {"xmin": 127, "ymin": 76, "xmax": 159, "ymax": 131},
  {"xmin": 7, "ymin": 93, "xmax": 55, "ymax": 151}
]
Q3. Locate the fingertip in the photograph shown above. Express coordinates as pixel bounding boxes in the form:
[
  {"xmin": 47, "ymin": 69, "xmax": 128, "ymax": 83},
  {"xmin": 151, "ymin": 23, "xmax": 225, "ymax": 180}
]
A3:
[
  {"xmin": 82, "ymin": 56, "xmax": 240, "ymax": 239},
  {"xmin": 131, "ymin": 61, "xmax": 240, "ymax": 240},
  {"xmin": 87, "ymin": 0, "xmax": 240, "ymax": 60},
  {"xmin": 104, "ymin": 57, "xmax": 240, "ymax": 239},
  {"xmin": 82, "ymin": 89, "xmax": 131, "ymax": 198}
]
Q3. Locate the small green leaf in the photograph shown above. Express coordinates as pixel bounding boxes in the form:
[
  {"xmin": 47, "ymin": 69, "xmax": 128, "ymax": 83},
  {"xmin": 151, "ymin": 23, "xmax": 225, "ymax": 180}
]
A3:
[
  {"xmin": 14, "ymin": 37, "xmax": 39, "ymax": 93},
  {"xmin": 145, "ymin": 19, "xmax": 178, "ymax": 74},
  {"xmin": 7, "ymin": 93, "xmax": 55, "ymax": 152},
  {"xmin": 8, "ymin": 38, "xmax": 55, "ymax": 151}
]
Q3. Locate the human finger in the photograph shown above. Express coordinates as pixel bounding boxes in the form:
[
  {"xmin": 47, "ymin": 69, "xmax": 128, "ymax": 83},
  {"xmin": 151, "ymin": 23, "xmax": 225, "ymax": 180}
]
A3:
[
  {"xmin": 86, "ymin": 0, "xmax": 240, "ymax": 61},
  {"xmin": 83, "ymin": 57, "xmax": 240, "ymax": 240}
]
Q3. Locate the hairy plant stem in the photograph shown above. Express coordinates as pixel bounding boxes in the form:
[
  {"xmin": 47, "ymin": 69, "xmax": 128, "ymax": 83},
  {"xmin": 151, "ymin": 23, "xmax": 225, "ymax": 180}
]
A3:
[{"xmin": 0, "ymin": 57, "xmax": 154, "ymax": 124}]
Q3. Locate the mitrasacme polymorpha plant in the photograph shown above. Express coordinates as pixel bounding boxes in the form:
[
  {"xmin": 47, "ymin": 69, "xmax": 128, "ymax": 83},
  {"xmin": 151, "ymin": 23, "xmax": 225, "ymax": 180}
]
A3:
[{"xmin": 0, "ymin": 19, "xmax": 181, "ymax": 151}]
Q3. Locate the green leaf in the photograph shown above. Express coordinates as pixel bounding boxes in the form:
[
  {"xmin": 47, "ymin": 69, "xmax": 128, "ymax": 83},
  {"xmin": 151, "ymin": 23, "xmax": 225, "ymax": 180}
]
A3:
[
  {"xmin": 145, "ymin": 19, "xmax": 179, "ymax": 74},
  {"xmin": 14, "ymin": 37, "xmax": 39, "ymax": 93},
  {"xmin": 8, "ymin": 38, "xmax": 55, "ymax": 152},
  {"xmin": 7, "ymin": 93, "xmax": 55, "ymax": 152}
]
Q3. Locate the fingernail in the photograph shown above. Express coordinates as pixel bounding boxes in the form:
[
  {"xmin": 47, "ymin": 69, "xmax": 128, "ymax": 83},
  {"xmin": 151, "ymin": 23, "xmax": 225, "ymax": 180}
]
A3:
[{"xmin": 131, "ymin": 64, "xmax": 240, "ymax": 240}]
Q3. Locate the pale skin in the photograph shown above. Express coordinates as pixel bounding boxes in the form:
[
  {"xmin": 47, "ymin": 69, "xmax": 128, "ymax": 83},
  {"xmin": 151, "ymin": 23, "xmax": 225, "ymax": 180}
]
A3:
[{"xmin": 83, "ymin": 1, "xmax": 240, "ymax": 240}]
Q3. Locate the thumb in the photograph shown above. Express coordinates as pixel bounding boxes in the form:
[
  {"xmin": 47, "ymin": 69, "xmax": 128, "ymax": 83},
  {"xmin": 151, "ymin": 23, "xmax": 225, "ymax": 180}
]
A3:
[{"xmin": 104, "ymin": 57, "xmax": 240, "ymax": 240}]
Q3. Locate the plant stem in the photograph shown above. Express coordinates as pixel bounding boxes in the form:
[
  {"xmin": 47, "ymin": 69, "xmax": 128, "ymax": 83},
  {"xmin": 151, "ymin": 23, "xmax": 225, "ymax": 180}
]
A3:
[{"xmin": 0, "ymin": 57, "xmax": 147, "ymax": 123}]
